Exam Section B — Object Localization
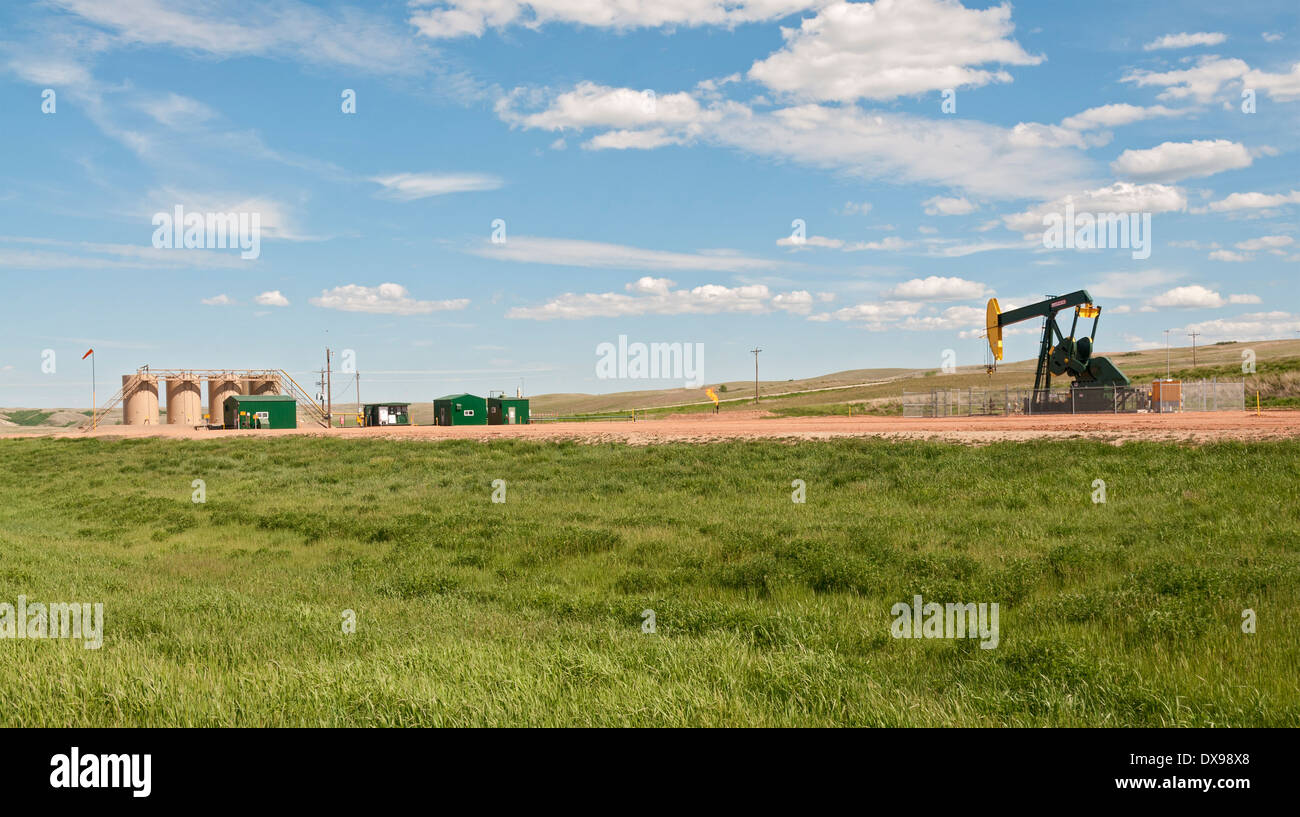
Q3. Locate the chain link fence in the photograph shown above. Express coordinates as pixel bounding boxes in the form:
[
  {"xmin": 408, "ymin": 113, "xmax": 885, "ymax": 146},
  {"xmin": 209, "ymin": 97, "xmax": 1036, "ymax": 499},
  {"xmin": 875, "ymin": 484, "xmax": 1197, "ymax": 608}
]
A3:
[{"xmin": 902, "ymin": 379, "xmax": 1245, "ymax": 417}]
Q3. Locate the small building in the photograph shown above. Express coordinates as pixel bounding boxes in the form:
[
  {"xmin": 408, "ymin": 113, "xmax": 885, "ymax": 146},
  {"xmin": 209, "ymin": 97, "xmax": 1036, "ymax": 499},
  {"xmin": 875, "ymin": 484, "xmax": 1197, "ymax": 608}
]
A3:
[
  {"xmin": 1151, "ymin": 380, "xmax": 1182, "ymax": 414},
  {"xmin": 223, "ymin": 394, "xmax": 297, "ymax": 429},
  {"xmin": 487, "ymin": 397, "xmax": 529, "ymax": 425},
  {"xmin": 433, "ymin": 393, "xmax": 487, "ymax": 425},
  {"xmin": 362, "ymin": 402, "xmax": 410, "ymax": 427}
]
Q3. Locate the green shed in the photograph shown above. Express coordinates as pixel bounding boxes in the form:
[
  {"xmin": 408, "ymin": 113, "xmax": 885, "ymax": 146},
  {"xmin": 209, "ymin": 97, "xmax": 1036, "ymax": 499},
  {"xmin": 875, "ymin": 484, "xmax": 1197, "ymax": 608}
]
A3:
[
  {"xmin": 487, "ymin": 397, "xmax": 529, "ymax": 425},
  {"xmin": 362, "ymin": 402, "xmax": 410, "ymax": 427},
  {"xmin": 224, "ymin": 394, "xmax": 297, "ymax": 429},
  {"xmin": 433, "ymin": 393, "xmax": 487, "ymax": 426}
]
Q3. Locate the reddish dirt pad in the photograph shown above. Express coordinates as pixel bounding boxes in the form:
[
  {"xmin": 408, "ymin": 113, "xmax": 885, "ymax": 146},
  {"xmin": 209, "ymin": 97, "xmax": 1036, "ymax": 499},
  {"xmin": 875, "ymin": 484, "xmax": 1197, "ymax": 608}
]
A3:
[{"xmin": 9, "ymin": 410, "xmax": 1300, "ymax": 444}]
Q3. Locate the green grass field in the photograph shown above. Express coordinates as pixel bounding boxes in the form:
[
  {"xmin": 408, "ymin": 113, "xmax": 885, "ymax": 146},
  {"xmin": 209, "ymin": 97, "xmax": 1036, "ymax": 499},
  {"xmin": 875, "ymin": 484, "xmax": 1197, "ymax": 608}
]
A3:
[{"xmin": 1, "ymin": 436, "xmax": 1297, "ymax": 726}]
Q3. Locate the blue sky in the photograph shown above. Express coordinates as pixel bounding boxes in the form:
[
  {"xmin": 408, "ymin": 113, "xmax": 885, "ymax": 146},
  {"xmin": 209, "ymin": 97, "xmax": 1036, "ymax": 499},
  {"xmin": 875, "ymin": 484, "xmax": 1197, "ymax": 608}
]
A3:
[{"xmin": 1, "ymin": 0, "xmax": 1297, "ymax": 407}]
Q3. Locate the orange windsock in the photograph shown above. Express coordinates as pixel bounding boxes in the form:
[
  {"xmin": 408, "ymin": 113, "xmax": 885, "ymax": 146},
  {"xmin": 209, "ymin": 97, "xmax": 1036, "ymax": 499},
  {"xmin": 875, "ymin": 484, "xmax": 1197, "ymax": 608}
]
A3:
[{"xmin": 81, "ymin": 348, "xmax": 94, "ymax": 359}]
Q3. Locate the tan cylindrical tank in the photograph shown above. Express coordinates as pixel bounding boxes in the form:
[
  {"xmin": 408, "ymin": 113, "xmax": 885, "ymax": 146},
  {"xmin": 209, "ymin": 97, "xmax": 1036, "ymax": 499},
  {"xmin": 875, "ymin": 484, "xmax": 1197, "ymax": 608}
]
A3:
[
  {"xmin": 207, "ymin": 376, "xmax": 242, "ymax": 428},
  {"xmin": 122, "ymin": 374, "xmax": 160, "ymax": 425},
  {"xmin": 249, "ymin": 376, "xmax": 280, "ymax": 395},
  {"xmin": 165, "ymin": 374, "xmax": 203, "ymax": 426}
]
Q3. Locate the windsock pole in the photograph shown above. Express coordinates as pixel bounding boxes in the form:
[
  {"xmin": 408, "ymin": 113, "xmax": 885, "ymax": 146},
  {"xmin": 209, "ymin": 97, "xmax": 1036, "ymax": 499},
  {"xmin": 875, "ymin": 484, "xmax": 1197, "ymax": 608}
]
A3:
[{"xmin": 81, "ymin": 348, "xmax": 95, "ymax": 429}]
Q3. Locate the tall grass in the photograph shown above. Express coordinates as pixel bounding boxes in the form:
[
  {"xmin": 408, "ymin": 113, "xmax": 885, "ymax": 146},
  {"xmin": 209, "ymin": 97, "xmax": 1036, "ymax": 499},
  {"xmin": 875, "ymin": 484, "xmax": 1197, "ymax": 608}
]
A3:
[{"xmin": 0, "ymin": 436, "xmax": 1296, "ymax": 726}]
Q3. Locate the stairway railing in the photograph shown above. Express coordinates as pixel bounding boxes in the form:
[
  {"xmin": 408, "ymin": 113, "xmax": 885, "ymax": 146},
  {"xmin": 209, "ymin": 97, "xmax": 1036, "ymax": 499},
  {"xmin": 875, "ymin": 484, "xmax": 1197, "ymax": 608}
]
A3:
[
  {"xmin": 79, "ymin": 374, "xmax": 137, "ymax": 431},
  {"xmin": 277, "ymin": 370, "xmax": 330, "ymax": 427}
]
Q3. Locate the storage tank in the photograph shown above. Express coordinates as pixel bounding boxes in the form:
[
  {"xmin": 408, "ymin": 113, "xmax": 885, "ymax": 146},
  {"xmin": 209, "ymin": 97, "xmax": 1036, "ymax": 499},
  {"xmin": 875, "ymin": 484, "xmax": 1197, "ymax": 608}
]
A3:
[
  {"xmin": 207, "ymin": 376, "xmax": 242, "ymax": 428},
  {"xmin": 122, "ymin": 374, "xmax": 160, "ymax": 425},
  {"xmin": 248, "ymin": 375, "xmax": 281, "ymax": 395},
  {"xmin": 165, "ymin": 373, "xmax": 203, "ymax": 426}
]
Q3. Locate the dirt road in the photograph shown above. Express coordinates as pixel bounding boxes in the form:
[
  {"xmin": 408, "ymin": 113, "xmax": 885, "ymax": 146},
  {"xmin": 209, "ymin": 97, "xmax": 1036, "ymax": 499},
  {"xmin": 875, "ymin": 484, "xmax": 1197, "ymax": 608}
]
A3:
[{"xmin": 7, "ymin": 410, "xmax": 1299, "ymax": 444}]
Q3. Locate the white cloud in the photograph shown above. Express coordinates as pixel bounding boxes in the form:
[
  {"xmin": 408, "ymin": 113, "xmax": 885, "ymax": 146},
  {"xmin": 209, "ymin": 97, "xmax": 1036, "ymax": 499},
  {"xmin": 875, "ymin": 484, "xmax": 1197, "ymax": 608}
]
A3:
[
  {"xmin": 409, "ymin": 0, "xmax": 821, "ymax": 39},
  {"xmin": 885, "ymin": 276, "xmax": 989, "ymax": 301},
  {"xmin": 926, "ymin": 240, "xmax": 1035, "ymax": 256},
  {"xmin": 814, "ymin": 299, "xmax": 984, "ymax": 333},
  {"xmin": 1057, "ymin": 103, "xmax": 1181, "ymax": 131},
  {"xmin": 1110, "ymin": 139, "xmax": 1252, "ymax": 182},
  {"xmin": 499, "ymin": 88, "xmax": 1095, "ymax": 199},
  {"xmin": 309, "ymin": 283, "xmax": 468, "ymax": 315},
  {"xmin": 1147, "ymin": 285, "xmax": 1256, "ymax": 308},
  {"xmin": 777, "ymin": 234, "xmax": 848, "ymax": 249},
  {"xmin": 704, "ymin": 104, "xmax": 1091, "ymax": 200},
  {"xmin": 841, "ymin": 201, "xmax": 873, "ymax": 215},
  {"xmin": 499, "ymin": 82, "xmax": 708, "ymax": 131},
  {"xmin": 772, "ymin": 290, "xmax": 816, "ymax": 314},
  {"xmin": 471, "ymin": 235, "xmax": 782, "ymax": 273},
  {"xmin": 1243, "ymin": 62, "xmax": 1300, "ymax": 101},
  {"xmin": 778, "ymin": 234, "xmax": 909, "ymax": 251},
  {"xmin": 901, "ymin": 304, "xmax": 985, "ymax": 332},
  {"xmin": 54, "ymin": 0, "xmax": 429, "ymax": 75},
  {"xmin": 146, "ymin": 189, "xmax": 316, "ymax": 241},
  {"xmin": 201, "ymin": 294, "xmax": 235, "ymax": 306},
  {"xmin": 0, "ymin": 236, "xmax": 248, "ymax": 270},
  {"xmin": 1235, "ymin": 235, "xmax": 1293, "ymax": 251},
  {"xmin": 1143, "ymin": 32, "xmax": 1227, "ymax": 51},
  {"xmin": 848, "ymin": 236, "xmax": 909, "ymax": 251},
  {"xmin": 812, "ymin": 300, "xmax": 925, "ymax": 328},
  {"xmin": 747, "ymin": 0, "xmax": 1041, "ymax": 102},
  {"xmin": 1182, "ymin": 311, "xmax": 1300, "ymax": 342},
  {"xmin": 254, "ymin": 290, "xmax": 290, "ymax": 307},
  {"xmin": 3, "ymin": 56, "xmax": 91, "ymax": 86},
  {"xmin": 1262, "ymin": 33, "xmax": 1283, "ymax": 43},
  {"xmin": 1122, "ymin": 56, "xmax": 1249, "ymax": 102},
  {"xmin": 1209, "ymin": 249, "xmax": 1251, "ymax": 262},
  {"xmin": 1088, "ymin": 268, "xmax": 1185, "ymax": 299},
  {"xmin": 585, "ymin": 128, "xmax": 687, "ymax": 150},
  {"xmin": 1206, "ymin": 190, "xmax": 1300, "ymax": 212},
  {"xmin": 1002, "ymin": 182, "xmax": 1186, "ymax": 234},
  {"xmin": 138, "ymin": 93, "xmax": 216, "ymax": 128},
  {"xmin": 371, "ymin": 172, "xmax": 503, "ymax": 200},
  {"xmin": 923, "ymin": 195, "xmax": 975, "ymax": 215},
  {"xmin": 505, "ymin": 277, "xmax": 806, "ymax": 319}
]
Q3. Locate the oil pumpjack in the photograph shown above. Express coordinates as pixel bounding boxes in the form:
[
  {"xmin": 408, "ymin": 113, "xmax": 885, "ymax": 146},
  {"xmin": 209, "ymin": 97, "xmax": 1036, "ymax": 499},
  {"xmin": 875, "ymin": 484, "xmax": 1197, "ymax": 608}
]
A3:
[{"xmin": 985, "ymin": 289, "xmax": 1139, "ymax": 412}]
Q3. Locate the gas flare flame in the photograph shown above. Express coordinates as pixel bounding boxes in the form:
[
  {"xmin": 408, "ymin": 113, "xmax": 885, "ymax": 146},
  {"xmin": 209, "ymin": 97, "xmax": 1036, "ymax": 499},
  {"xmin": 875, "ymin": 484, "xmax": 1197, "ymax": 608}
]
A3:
[{"xmin": 706, "ymin": 387, "xmax": 719, "ymax": 406}]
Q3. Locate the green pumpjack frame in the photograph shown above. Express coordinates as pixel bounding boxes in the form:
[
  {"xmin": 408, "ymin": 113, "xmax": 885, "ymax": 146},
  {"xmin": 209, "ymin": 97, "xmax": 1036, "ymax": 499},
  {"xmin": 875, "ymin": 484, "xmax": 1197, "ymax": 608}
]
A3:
[{"xmin": 994, "ymin": 289, "xmax": 1131, "ymax": 412}]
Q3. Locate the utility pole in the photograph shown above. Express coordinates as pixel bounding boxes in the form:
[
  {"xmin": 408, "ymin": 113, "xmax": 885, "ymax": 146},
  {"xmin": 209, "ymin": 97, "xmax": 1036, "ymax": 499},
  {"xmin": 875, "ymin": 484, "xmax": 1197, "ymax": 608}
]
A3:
[
  {"xmin": 355, "ymin": 370, "xmax": 360, "ymax": 425},
  {"xmin": 1187, "ymin": 331, "xmax": 1200, "ymax": 368},
  {"xmin": 325, "ymin": 348, "xmax": 333, "ymax": 426},
  {"xmin": 1163, "ymin": 329, "xmax": 1172, "ymax": 378},
  {"xmin": 750, "ymin": 348, "xmax": 762, "ymax": 404}
]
